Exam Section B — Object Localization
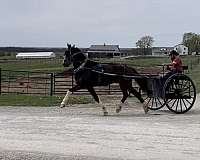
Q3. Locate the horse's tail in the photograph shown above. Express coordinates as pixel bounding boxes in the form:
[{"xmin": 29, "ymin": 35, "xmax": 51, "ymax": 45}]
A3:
[
  {"xmin": 127, "ymin": 66, "xmax": 147, "ymax": 92},
  {"xmin": 135, "ymin": 76, "xmax": 147, "ymax": 92}
]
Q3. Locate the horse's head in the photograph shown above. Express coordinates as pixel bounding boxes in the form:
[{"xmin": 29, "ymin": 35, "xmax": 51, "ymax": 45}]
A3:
[
  {"xmin": 63, "ymin": 43, "xmax": 87, "ymax": 68},
  {"xmin": 63, "ymin": 44, "xmax": 72, "ymax": 67}
]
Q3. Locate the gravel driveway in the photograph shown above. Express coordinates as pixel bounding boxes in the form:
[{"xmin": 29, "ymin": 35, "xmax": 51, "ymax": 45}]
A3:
[{"xmin": 0, "ymin": 95, "xmax": 200, "ymax": 160}]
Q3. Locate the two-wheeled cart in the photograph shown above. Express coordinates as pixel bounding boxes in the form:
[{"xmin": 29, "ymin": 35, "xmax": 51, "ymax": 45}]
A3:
[{"xmin": 142, "ymin": 65, "xmax": 196, "ymax": 113}]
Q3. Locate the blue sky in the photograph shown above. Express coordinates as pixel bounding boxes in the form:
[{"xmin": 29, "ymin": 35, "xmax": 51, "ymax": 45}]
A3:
[{"xmin": 0, "ymin": 0, "xmax": 199, "ymax": 47}]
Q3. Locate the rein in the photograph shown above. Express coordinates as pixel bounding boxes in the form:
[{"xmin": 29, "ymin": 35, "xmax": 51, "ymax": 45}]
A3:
[
  {"xmin": 69, "ymin": 51, "xmax": 151, "ymax": 79},
  {"xmin": 74, "ymin": 66, "xmax": 148, "ymax": 79},
  {"xmin": 73, "ymin": 60, "xmax": 149, "ymax": 80}
]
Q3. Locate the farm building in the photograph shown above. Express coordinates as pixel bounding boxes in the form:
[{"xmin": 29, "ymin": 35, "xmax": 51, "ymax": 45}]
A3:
[
  {"xmin": 120, "ymin": 48, "xmax": 152, "ymax": 56},
  {"xmin": 87, "ymin": 44, "xmax": 121, "ymax": 58},
  {"xmin": 174, "ymin": 44, "xmax": 188, "ymax": 55},
  {"xmin": 152, "ymin": 47, "xmax": 174, "ymax": 56},
  {"xmin": 152, "ymin": 44, "xmax": 189, "ymax": 56},
  {"xmin": 16, "ymin": 52, "xmax": 56, "ymax": 59}
]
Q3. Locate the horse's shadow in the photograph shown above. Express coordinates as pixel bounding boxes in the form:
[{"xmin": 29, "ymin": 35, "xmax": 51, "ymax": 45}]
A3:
[{"xmin": 95, "ymin": 108, "xmax": 200, "ymax": 118}]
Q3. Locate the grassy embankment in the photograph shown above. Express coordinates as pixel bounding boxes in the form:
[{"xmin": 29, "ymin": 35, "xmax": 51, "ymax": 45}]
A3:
[{"xmin": 0, "ymin": 56, "xmax": 199, "ymax": 106}]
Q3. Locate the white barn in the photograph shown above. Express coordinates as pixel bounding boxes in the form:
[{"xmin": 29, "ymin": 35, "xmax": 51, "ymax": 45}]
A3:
[{"xmin": 16, "ymin": 52, "xmax": 56, "ymax": 59}]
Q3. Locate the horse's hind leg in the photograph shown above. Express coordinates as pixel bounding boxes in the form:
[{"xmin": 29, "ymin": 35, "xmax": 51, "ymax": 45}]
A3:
[
  {"xmin": 116, "ymin": 82, "xmax": 129, "ymax": 113},
  {"xmin": 60, "ymin": 85, "xmax": 80, "ymax": 108},
  {"xmin": 128, "ymin": 86, "xmax": 149, "ymax": 114},
  {"xmin": 116, "ymin": 89, "xmax": 129, "ymax": 113},
  {"xmin": 87, "ymin": 86, "xmax": 108, "ymax": 116}
]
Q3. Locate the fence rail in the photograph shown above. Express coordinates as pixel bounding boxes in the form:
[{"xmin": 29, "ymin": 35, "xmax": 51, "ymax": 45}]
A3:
[
  {"xmin": 0, "ymin": 69, "xmax": 130, "ymax": 96},
  {"xmin": 0, "ymin": 69, "xmax": 53, "ymax": 95}
]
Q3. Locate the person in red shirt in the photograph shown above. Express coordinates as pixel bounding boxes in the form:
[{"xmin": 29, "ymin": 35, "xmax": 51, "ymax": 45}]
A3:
[
  {"xmin": 162, "ymin": 50, "xmax": 183, "ymax": 82},
  {"xmin": 168, "ymin": 50, "xmax": 183, "ymax": 73}
]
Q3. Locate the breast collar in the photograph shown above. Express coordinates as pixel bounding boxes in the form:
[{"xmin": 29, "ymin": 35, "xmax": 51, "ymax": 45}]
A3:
[{"xmin": 73, "ymin": 60, "xmax": 87, "ymax": 74}]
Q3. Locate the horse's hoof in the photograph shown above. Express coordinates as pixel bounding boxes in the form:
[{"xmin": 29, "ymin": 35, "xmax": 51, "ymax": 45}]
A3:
[
  {"xmin": 60, "ymin": 104, "xmax": 65, "ymax": 108},
  {"xmin": 103, "ymin": 111, "xmax": 108, "ymax": 116},
  {"xmin": 116, "ymin": 106, "xmax": 122, "ymax": 113}
]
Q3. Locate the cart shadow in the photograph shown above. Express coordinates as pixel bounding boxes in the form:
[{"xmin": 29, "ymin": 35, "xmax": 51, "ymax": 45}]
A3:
[
  {"xmin": 104, "ymin": 108, "xmax": 200, "ymax": 118},
  {"xmin": 148, "ymin": 109, "xmax": 200, "ymax": 116}
]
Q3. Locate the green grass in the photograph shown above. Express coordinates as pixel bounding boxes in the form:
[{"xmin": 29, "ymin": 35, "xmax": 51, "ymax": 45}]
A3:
[
  {"xmin": 0, "ymin": 55, "xmax": 198, "ymax": 71},
  {"xmin": 0, "ymin": 58, "xmax": 64, "ymax": 72},
  {"xmin": 0, "ymin": 55, "xmax": 199, "ymax": 106},
  {"xmin": 188, "ymin": 64, "xmax": 200, "ymax": 93},
  {"xmin": 0, "ymin": 94, "xmax": 94, "ymax": 106},
  {"xmin": 100, "ymin": 56, "xmax": 200, "ymax": 93},
  {"xmin": 98, "ymin": 56, "xmax": 197, "ymax": 67}
]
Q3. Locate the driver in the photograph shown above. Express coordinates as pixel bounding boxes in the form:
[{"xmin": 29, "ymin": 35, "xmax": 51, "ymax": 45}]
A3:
[
  {"xmin": 168, "ymin": 50, "xmax": 183, "ymax": 73},
  {"xmin": 162, "ymin": 50, "xmax": 183, "ymax": 82}
]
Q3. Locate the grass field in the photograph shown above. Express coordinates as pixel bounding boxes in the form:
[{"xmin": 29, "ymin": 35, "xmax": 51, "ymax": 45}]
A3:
[
  {"xmin": 0, "ymin": 94, "xmax": 94, "ymax": 106},
  {"xmin": 188, "ymin": 63, "xmax": 200, "ymax": 92},
  {"xmin": 0, "ymin": 55, "xmax": 198, "ymax": 72},
  {"xmin": 0, "ymin": 55, "xmax": 199, "ymax": 106},
  {"xmin": 0, "ymin": 58, "xmax": 64, "ymax": 72}
]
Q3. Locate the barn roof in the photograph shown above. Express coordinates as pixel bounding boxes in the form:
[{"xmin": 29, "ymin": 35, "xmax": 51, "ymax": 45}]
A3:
[
  {"xmin": 16, "ymin": 52, "xmax": 56, "ymax": 59},
  {"xmin": 88, "ymin": 45, "xmax": 120, "ymax": 52}
]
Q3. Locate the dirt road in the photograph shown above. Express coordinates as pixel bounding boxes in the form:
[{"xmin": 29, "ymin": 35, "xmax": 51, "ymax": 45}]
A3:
[{"xmin": 0, "ymin": 95, "xmax": 200, "ymax": 160}]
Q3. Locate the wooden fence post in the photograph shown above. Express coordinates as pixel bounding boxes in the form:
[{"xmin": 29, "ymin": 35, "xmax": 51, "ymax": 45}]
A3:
[
  {"xmin": 53, "ymin": 73, "xmax": 55, "ymax": 96},
  {"xmin": 50, "ymin": 73, "xmax": 54, "ymax": 96},
  {"xmin": 72, "ymin": 74, "xmax": 74, "ymax": 94},
  {"xmin": 27, "ymin": 71, "xmax": 29, "ymax": 94},
  {"xmin": 0, "ymin": 68, "xmax": 1, "ymax": 95}
]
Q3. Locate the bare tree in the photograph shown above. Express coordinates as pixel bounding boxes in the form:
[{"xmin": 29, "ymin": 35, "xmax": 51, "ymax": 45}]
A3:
[{"xmin": 136, "ymin": 35, "xmax": 154, "ymax": 55}]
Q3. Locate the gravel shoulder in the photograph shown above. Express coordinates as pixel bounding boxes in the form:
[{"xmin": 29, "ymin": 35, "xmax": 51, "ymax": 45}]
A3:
[{"xmin": 0, "ymin": 95, "xmax": 200, "ymax": 160}]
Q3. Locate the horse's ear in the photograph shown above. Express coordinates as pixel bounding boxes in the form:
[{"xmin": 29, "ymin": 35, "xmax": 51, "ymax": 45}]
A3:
[
  {"xmin": 72, "ymin": 44, "xmax": 75, "ymax": 48},
  {"xmin": 67, "ymin": 43, "xmax": 71, "ymax": 49}
]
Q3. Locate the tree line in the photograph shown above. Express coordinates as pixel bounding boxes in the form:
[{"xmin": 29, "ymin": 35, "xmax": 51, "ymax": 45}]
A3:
[
  {"xmin": 182, "ymin": 32, "xmax": 200, "ymax": 54},
  {"xmin": 136, "ymin": 32, "xmax": 200, "ymax": 54}
]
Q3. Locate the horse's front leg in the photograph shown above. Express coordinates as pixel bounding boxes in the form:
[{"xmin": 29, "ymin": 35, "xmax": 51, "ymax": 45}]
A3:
[
  {"xmin": 60, "ymin": 85, "xmax": 81, "ymax": 108},
  {"xmin": 87, "ymin": 86, "xmax": 108, "ymax": 116}
]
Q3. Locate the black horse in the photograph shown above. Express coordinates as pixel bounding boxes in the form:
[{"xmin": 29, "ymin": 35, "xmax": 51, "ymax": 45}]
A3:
[{"xmin": 60, "ymin": 44, "xmax": 148, "ymax": 115}]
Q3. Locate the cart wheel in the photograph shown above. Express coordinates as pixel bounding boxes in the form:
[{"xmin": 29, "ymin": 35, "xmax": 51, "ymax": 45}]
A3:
[
  {"xmin": 142, "ymin": 92, "xmax": 165, "ymax": 110},
  {"xmin": 164, "ymin": 74, "xmax": 196, "ymax": 114}
]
